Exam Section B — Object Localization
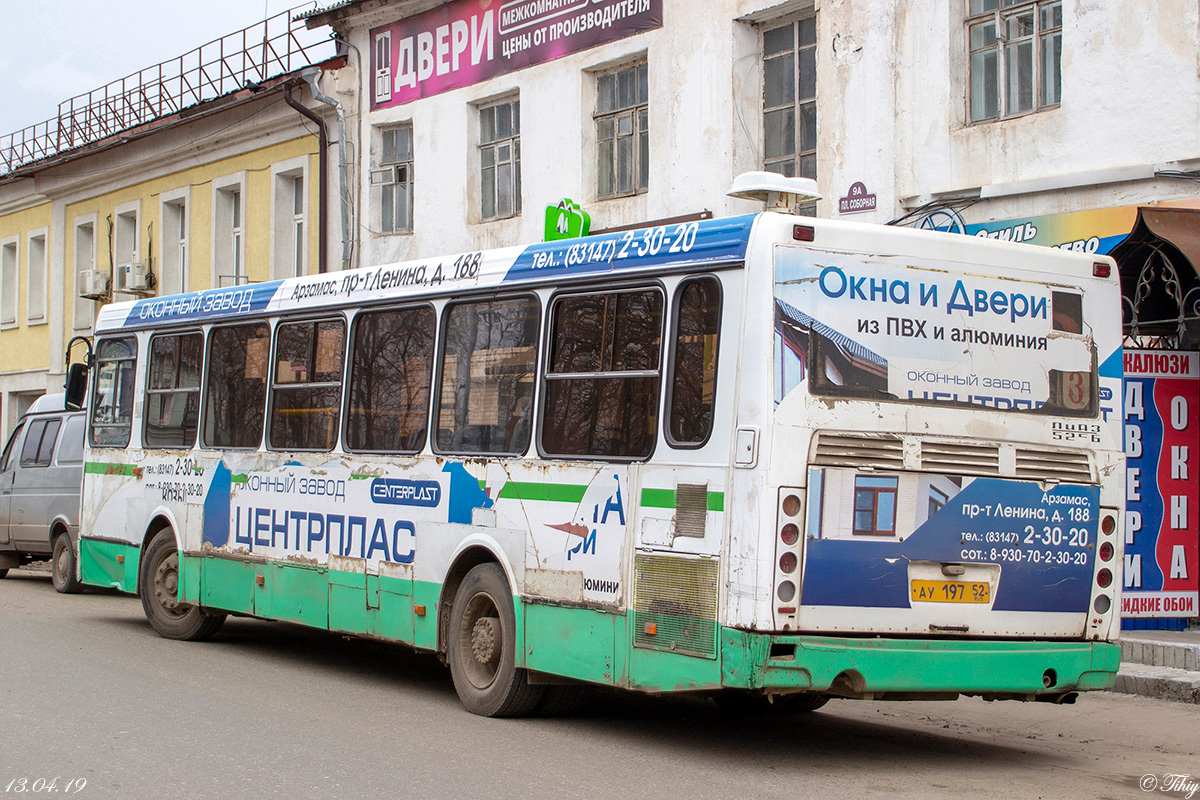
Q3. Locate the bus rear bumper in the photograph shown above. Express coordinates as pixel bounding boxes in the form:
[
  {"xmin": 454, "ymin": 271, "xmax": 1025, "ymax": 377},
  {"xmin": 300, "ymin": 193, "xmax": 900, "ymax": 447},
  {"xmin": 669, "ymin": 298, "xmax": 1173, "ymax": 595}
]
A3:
[{"xmin": 722, "ymin": 630, "xmax": 1120, "ymax": 697}]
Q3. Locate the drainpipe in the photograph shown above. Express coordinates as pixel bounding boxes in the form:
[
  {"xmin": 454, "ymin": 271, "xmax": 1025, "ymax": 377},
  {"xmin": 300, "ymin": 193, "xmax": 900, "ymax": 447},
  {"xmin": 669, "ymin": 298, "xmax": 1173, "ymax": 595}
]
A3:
[
  {"xmin": 283, "ymin": 80, "xmax": 329, "ymax": 274},
  {"xmin": 301, "ymin": 66, "xmax": 351, "ymax": 272}
]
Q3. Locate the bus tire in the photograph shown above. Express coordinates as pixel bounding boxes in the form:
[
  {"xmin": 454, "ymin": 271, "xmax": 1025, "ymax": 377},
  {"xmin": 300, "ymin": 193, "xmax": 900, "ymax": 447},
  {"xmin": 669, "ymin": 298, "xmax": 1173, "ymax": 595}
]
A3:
[
  {"xmin": 51, "ymin": 532, "xmax": 84, "ymax": 594},
  {"xmin": 448, "ymin": 563, "xmax": 543, "ymax": 717},
  {"xmin": 140, "ymin": 529, "xmax": 225, "ymax": 641}
]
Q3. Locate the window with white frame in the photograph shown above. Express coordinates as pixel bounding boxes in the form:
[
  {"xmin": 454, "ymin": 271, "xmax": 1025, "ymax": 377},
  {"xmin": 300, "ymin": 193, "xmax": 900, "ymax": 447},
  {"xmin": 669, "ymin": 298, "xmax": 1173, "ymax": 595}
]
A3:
[
  {"xmin": 26, "ymin": 231, "xmax": 47, "ymax": 324},
  {"xmin": 968, "ymin": 0, "xmax": 1062, "ymax": 122},
  {"xmin": 115, "ymin": 204, "xmax": 140, "ymax": 270},
  {"xmin": 214, "ymin": 177, "xmax": 246, "ymax": 287},
  {"xmin": 375, "ymin": 126, "xmax": 414, "ymax": 234},
  {"xmin": 73, "ymin": 219, "xmax": 96, "ymax": 330},
  {"xmin": 0, "ymin": 238, "xmax": 18, "ymax": 328},
  {"xmin": 160, "ymin": 192, "xmax": 188, "ymax": 296},
  {"xmin": 595, "ymin": 62, "xmax": 648, "ymax": 199},
  {"xmin": 375, "ymin": 32, "xmax": 392, "ymax": 103},
  {"xmin": 479, "ymin": 97, "xmax": 521, "ymax": 221},
  {"xmin": 272, "ymin": 163, "xmax": 307, "ymax": 279},
  {"xmin": 762, "ymin": 16, "xmax": 817, "ymax": 214}
]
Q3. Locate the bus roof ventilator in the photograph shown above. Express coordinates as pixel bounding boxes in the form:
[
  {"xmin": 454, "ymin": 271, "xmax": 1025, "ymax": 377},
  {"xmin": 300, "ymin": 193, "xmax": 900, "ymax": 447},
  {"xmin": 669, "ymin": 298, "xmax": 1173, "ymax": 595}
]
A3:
[{"xmin": 727, "ymin": 171, "xmax": 822, "ymax": 213}]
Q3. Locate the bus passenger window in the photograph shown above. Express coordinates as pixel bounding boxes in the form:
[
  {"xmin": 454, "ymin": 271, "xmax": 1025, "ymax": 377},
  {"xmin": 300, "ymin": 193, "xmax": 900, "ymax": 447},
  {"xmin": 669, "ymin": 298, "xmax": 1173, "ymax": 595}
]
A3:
[
  {"xmin": 269, "ymin": 319, "xmax": 346, "ymax": 451},
  {"xmin": 203, "ymin": 323, "xmax": 270, "ymax": 449},
  {"xmin": 435, "ymin": 297, "xmax": 539, "ymax": 456},
  {"xmin": 667, "ymin": 277, "xmax": 721, "ymax": 446},
  {"xmin": 346, "ymin": 306, "xmax": 435, "ymax": 453},
  {"xmin": 144, "ymin": 332, "xmax": 202, "ymax": 449},
  {"xmin": 90, "ymin": 337, "xmax": 138, "ymax": 448},
  {"xmin": 542, "ymin": 288, "xmax": 663, "ymax": 459}
]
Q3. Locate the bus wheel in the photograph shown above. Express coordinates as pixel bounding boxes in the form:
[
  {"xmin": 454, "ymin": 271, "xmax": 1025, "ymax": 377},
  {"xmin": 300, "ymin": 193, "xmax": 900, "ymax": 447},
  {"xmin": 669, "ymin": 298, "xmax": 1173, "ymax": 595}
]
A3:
[
  {"xmin": 448, "ymin": 563, "xmax": 543, "ymax": 717},
  {"xmin": 140, "ymin": 529, "xmax": 225, "ymax": 641},
  {"xmin": 51, "ymin": 532, "xmax": 84, "ymax": 594}
]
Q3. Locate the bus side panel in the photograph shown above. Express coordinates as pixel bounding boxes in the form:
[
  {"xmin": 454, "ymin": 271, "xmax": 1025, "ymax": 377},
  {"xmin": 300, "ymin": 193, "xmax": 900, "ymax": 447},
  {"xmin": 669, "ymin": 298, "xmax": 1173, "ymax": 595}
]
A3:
[
  {"xmin": 78, "ymin": 537, "xmax": 139, "ymax": 592},
  {"xmin": 199, "ymin": 555, "xmax": 255, "ymax": 615},
  {"xmin": 524, "ymin": 602, "xmax": 618, "ymax": 685}
]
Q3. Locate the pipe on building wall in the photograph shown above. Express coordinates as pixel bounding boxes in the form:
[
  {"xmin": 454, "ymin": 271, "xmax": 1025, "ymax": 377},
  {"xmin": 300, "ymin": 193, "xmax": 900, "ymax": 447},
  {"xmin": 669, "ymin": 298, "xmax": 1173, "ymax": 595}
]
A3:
[
  {"xmin": 283, "ymin": 80, "xmax": 329, "ymax": 274},
  {"xmin": 301, "ymin": 67, "xmax": 352, "ymax": 272}
]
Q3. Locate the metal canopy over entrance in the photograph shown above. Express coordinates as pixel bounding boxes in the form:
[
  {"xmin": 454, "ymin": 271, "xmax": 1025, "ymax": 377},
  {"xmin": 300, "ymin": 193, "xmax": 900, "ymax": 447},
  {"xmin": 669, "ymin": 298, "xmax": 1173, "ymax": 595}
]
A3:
[{"xmin": 1111, "ymin": 206, "xmax": 1200, "ymax": 349}]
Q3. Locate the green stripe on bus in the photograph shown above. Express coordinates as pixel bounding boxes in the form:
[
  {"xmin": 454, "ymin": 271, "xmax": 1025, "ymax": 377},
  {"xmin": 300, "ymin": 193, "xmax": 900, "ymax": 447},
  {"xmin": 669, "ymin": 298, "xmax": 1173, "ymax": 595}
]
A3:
[
  {"xmin": 640, "ymin": 488, "xmax": 725, "ymax": 512},
  {"xmin": 83, "ymin": 461, "xmax": 137, "ymax": 476},
  {"xmin": 495, "ymin": 481, "xmax": 587, "ymax": 503}
]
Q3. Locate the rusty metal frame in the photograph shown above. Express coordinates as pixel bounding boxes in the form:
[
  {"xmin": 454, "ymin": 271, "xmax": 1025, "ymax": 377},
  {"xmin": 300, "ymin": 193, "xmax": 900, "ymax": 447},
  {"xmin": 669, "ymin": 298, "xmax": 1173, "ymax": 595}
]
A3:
[
  {"xmin": 0, "ymin": 8, "xmax": 334, "ymax": 175},
  {"xmin": 1122, "ymin": 241, "xmax": 1200, "ymax": 350}
]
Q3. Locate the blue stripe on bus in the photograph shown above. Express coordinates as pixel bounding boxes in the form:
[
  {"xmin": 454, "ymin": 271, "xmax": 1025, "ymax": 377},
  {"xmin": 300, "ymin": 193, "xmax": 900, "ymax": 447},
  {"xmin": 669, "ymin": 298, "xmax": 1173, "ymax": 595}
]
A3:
[
  {"xmin": 117, "ymin": 281, "xmax": 285, "ymax": 328},
  {"xmin": 503, "ymin": 214, "xmax": 756, "ymax": 283}
]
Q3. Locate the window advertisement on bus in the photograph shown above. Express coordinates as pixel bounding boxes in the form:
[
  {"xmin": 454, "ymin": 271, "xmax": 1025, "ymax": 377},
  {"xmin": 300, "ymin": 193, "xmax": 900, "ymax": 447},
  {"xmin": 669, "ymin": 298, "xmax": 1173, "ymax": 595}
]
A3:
[
  {"xmin": 772, "ymin": 244, "xmax": 1120, "ymax": 636},
  {"xmin": 1122, "ymin": 349, "xmax": 1200, "ymax": 619}
]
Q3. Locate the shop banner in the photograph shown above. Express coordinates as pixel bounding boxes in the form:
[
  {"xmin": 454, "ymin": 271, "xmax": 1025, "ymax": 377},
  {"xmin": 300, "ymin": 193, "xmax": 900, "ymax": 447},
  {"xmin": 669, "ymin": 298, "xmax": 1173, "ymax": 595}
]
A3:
[
  {"xmin": 1122, "ymin": 350, "xmax": 1200, "ymax": 618},
  {"xmin": 370, "ymin": 0, "xmax": 663, "ymax": 108}
]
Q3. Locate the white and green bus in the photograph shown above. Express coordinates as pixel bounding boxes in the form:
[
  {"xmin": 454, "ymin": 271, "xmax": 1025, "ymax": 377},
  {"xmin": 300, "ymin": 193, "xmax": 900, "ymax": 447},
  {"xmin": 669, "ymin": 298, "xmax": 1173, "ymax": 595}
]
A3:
[{"xmin": 71, "ymin": 184, "xmax": 1125, "ymax": 716}]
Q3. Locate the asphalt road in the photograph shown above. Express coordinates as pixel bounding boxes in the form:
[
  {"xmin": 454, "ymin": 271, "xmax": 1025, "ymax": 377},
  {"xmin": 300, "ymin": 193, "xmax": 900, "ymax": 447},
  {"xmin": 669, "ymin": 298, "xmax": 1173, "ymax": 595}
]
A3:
[{"xmin": 1, "ymin": 567, "xmax": 1197, "ymax": 800}]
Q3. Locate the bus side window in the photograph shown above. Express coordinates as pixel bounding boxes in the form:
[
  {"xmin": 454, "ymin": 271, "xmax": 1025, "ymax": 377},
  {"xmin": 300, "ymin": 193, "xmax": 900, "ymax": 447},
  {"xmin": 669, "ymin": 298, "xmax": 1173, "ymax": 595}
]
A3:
[
  {"xmin": 541, "ymin": 287, "xmax": 663, "ymax": 459},
  {"xmin": 345, "ymin": 305, "xmax": 435, "ymax": 454},
  {"xmin": 269, "ymin": 318, "xmax": 346, "ymax": 452},
  {"xmin": 90, "ymin": 337, "xmax": 138, "ymax": 448},
  {"xmin": 434, "ymin": 296, "xmax": 539, "ymax": 456},
  {"xmin": 144, "ymin": 332, "xmax": 203, "ymax": 449},
  {"xmin": 666, "ymin": 277, "xmax": 721, "ymax": 447},
  {"xmin": 203, "ymin": 323, "xmax": 270, "ymax": 449}
]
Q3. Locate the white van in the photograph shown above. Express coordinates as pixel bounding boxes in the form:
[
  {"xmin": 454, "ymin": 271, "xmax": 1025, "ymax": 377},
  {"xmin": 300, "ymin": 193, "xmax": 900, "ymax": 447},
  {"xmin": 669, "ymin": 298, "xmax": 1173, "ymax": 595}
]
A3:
[{"xmin": 0, "ymin": 394, "xmax": 86, "ymax": 593}]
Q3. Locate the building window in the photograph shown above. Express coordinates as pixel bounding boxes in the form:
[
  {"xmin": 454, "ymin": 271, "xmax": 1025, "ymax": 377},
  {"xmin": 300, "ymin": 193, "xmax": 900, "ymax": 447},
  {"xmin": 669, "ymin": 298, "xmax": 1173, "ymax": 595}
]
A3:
[
  {"xmin": 272, "ymin": 166, "xmax": 307, "ymax": 279},
  {"xmin": 853, "ymin": 475, "xmax": 898, "ymax": 535},
  {"xmin": 144, "ymin": 332, "xmax": 202, "ymax": 449},
  {"xmin": 215, "ymin": 177, "xmax": 246, "ymax": 286},
  {"xmin": 0, "ymin": 238, "xmax": 17, "ymax": 328},
  {"xmin": 595, "ymin": 62, "xmax": 648, "ymax": 199},
  {"xmin": 968, "ymin": 0, "xmax": 1062, "ymax": 122},
  {"xmin": 762, "ymin": 16, "xmax": 816, "ymax": 213},
  {"xmin": 115, "ymin": 205, "xmax": 140, "ymax": 271},
  {"xmin": 160, "ymin": 195, "xmax": 188, "ymax": 296},
  {"xmin": 73, "ymin": 219, "xmax": 96, "ymax": 331},
  {"xmin": 541, "ymin": 288, "xmax": 663, "ymax": 459},
  {"xmin": 203, "ymin": 323, "xmax": 269, "ymax": 449},
  {"xmin": 26, "ymin": 231, "xmax": 47, "ymax": 324},
  {"xmin": 374, "ymin": 31, "xmax": 392, "ymax": 103},
  {"xmin": 479, "ymin": 97, "xmax": 521, "ymax": 221},
  {"xmin": 929, "ymin": 486, "xmax": 949, "ymax": 517},
  {"xmin": 376, "ymin": 126, "xmax": 414, "ymax": 234}
]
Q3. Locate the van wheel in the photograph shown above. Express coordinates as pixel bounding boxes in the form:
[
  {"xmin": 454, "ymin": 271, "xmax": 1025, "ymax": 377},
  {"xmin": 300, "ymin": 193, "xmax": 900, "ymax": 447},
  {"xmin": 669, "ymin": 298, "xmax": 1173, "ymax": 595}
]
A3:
[
  {"xmin": 448, "ymin": 563, "xmax": 543, "ymax": 717},
  {"xmin": 51, "ymin": 532, "xmax": 84, "ymax": 594},
  {"xmin": 140, "ymin": 529, "xmax": 225, "ymax": 641}
]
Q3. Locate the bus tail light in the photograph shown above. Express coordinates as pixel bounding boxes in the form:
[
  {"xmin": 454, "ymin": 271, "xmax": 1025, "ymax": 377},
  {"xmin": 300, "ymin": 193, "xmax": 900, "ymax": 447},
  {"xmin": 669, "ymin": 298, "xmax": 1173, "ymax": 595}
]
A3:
[
  {"xmin": 1098, "ymin": 541, "xmax": 1114, "ymax": 562},
  {"xmin": 793, "ymin": 225, "xmax": 815, "ymax": 242},
  {"xmin": 1096, "ymin": 568, "xmax": 1112, "ymax": 589},
  {"xmin": 1092, "ymin": 261, "xmax": 1111, "ymax": 278}
]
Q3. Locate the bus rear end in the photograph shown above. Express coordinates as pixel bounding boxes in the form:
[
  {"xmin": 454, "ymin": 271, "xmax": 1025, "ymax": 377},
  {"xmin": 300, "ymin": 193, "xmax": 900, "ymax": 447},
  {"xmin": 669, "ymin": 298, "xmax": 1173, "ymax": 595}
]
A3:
[{"xmin": 730, "ymin": 213, "xmax": 1123, "ymax": 702}]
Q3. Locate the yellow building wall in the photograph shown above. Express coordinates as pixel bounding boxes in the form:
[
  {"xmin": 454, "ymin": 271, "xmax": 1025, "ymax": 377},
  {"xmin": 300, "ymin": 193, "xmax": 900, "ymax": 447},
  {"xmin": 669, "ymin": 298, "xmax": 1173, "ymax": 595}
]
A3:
[
  {"xmin": 62, "ymin": 135, "xmax": 320, "ymax": 347},
  {"xmin": 0, "ymin": 202, "xmax": 54, "ymax": 373}
]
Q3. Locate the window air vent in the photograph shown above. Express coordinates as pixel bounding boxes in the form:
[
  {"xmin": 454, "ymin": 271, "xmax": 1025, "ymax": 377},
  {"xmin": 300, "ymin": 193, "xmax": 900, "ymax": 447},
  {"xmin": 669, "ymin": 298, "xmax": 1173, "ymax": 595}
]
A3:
[
  {"xmin": 920, "ymin": 441, "xmax": 1001, "ymax": 476},
  {"xmin": 1015, "ymin": 448, "xmax": 1093, "ymax": 483},
  {"xmin": 812, "ymin": 433, "xmax": 904, "ymax": 470}
]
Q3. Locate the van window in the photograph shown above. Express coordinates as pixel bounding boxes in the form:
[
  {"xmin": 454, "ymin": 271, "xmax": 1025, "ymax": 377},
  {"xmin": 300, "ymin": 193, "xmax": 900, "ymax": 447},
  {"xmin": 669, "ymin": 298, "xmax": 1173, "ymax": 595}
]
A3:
[
  {"xmin": 1, "ymin": 421, "xmax": 25, "ymax": 471},
  {"xmin": 21, "ymin": 418, "xmax": 61, "ymax": 467},
  {"xmin": 56, "ymin": 415, "xmax": 86, "ymax": 464}
]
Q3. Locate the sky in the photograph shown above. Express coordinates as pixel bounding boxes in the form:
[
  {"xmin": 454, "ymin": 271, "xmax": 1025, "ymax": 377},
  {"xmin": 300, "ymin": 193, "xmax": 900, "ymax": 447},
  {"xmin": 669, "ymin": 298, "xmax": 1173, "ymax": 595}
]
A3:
[{"xmin": 0, "ymin": 0, "xmax": 325, "ymax": 136}]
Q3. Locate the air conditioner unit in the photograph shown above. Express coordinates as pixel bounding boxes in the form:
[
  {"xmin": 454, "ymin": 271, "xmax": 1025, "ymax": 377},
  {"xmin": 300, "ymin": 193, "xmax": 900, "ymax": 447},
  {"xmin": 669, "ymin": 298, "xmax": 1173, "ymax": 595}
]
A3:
[
  {"xmin": 116, "ymin": 262, "xmax": 155, "ymax": 295},
  {"xmin": 78, "ymin": 269, "xmax": 109, "ymax": 300}
]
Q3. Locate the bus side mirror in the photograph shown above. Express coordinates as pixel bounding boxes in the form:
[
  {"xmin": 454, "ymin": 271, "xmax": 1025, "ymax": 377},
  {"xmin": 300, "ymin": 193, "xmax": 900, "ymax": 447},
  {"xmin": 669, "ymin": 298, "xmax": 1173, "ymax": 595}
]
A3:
[{"xmin": 64, "ymin": 362, "xmax": 89, "ymax": 411}]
